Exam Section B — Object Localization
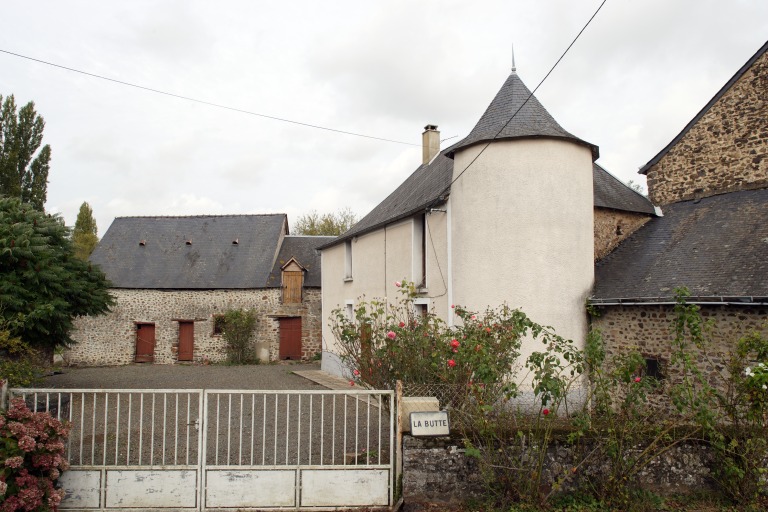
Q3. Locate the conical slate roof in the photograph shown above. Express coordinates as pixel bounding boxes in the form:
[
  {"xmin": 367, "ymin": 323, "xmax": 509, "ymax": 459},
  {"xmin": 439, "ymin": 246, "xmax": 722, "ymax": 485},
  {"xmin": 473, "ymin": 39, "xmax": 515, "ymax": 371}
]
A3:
[{"xmin": 447, "ymin": 72, "xmax": 598, "ymax": 160}]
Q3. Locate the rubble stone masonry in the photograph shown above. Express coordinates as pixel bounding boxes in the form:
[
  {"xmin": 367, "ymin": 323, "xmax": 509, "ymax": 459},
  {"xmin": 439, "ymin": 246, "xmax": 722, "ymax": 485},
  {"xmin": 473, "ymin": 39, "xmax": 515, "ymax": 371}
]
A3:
[
  {"xmin": 645, "ymin": 49, "xmax": 768, "ymax": 205},
  {"xmin": 592, "ymin": 304, "xmax": 768, "ymax": 385},
  {"xmin": 593, "ymin": 208, "xmax": 651, "ymax": 261},
  {"xmin": 67, "ymin": 288, "xmax": 322, "ymax": 366}
]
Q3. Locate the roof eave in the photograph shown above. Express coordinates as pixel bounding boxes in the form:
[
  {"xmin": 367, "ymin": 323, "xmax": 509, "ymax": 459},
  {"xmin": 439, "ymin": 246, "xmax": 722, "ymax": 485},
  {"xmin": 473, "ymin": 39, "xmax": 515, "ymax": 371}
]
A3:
[
  {"xmin": 446, "ymin": 134, "xmax": 599, "ymax": 161},
  {"xmin": 318, "ymin": 197, "xmax": 449, "ymax": 251}
]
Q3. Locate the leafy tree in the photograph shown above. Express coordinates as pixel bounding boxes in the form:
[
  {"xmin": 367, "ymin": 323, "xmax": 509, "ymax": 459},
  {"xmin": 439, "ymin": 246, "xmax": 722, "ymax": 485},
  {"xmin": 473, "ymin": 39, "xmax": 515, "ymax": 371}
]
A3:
[
  {"xmin": 0, "ymin": 94, "xmax": 51, "ymax": 210},
  {"xmin": 0, "ymin": 197, "xmax": 114, "ymax": 355},
  {"xmin": 72, "ymin": 201, "xmax": 98, "ymax": 260},
  {"xmin": 293, "ymin": 207, "xmax": 357, "ymax": 236}
]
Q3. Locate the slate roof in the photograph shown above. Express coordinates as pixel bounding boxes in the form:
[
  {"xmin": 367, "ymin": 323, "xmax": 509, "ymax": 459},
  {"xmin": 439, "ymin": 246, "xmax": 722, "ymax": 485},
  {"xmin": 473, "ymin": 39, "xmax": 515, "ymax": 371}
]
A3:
[
  {"xmin": 640, "ymin": 40, "xmax": 768, "ymax": 174},
  {"xmin": 322, "ymin": 152, "xmax": 454, "ymax": 247},
  {"xmin": 266, "ymin": 235, "xmax": 335, "ymax": 288},
  {"xmin": 591, "ymin": 188, "xmax": 768, "ymax": 303},
  {"xmin": 447, "ymin": 72, "xmax": 599, "ymax": 160},
  {"xmin": 91, "ymin": 215, "xmax": 288, "ymax": 289},
  {"xmin": 593, "ymin": 163, "xmax": 656, "ymax": 215}
]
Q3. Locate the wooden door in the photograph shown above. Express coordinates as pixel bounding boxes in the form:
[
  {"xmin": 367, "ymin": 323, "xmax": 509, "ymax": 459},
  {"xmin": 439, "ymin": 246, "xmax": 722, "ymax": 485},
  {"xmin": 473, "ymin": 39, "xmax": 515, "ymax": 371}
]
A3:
[
  {"xmin": 178, "ymin": 321, "xmax": 194, "ymax": 361},
  {"xmin": 279, "ymin": 317, "xmax": 302, "ymax": 360},
  {"xmin": 135, "ymin": 323, "xmax": 155, "ymax": 363}
]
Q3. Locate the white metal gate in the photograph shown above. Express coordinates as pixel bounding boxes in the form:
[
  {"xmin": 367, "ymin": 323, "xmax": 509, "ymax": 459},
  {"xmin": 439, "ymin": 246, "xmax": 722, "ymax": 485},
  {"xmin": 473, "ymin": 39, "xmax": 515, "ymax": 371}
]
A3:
[{"xmin": 9, "ymin": 388, "xmax": 395, "ymax": 511}]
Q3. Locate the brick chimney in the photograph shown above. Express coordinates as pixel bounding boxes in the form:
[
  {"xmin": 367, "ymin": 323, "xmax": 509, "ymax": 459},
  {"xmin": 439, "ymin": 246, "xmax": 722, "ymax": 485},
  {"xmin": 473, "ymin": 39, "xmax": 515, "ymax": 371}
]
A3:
[{"xmin": 422, "ymin": 125, "xmax": 440, "ymax": 165}]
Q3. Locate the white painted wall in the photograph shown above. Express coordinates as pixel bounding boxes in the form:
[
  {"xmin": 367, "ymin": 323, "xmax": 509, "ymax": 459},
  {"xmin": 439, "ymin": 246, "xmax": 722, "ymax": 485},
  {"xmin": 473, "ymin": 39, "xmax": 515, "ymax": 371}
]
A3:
[
  {"xmin": 321, "ymin": 214, "xmax": 449, "ymax": 377},
  {"xmin": 450, "ymin": 139, "xmax": 594, "ymax": 367}
]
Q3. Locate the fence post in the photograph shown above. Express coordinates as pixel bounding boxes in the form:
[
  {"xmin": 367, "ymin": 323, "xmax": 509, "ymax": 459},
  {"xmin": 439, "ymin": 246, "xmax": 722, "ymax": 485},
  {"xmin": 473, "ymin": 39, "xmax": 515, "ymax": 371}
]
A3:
[
  {"xmin": 0, "ymin": 379, "xmax": 7, "ymax": 411},
  {"xmin": 395, "ymin": 380, "xmax": 403, "ymax": 492}
]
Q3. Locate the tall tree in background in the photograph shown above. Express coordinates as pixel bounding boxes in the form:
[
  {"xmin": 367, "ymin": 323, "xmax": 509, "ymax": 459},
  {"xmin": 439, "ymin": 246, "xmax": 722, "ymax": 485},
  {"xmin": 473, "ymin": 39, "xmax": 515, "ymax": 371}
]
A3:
[
  {"xmin": 0, "ymin": 197, "xmax": 113, "ymax": 355},
  {"xmin": 0, "ymin": 94, "xmax": 51, "ymax": 210},
  {"xmin": 293, "ymin": 207, "xmax": 358, "ymax": 236},
  {"xmin": 73, "ymin": 201, "xmax": 99, "ymax": 260}
]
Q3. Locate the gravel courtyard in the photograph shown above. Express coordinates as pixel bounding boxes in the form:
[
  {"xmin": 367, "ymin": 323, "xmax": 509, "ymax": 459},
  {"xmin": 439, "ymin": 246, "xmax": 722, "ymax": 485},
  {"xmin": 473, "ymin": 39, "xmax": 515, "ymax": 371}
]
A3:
[{"xmin": 42, "ymin": 361, "xmax": 325, "ymax": 390}]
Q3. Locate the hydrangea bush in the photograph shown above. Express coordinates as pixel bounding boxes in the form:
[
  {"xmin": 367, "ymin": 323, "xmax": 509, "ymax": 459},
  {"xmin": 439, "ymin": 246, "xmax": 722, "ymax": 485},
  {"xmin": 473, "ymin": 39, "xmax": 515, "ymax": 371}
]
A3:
[{"xmin": 0, "ymin": 396, "xmax": 70, "ymax": 512}]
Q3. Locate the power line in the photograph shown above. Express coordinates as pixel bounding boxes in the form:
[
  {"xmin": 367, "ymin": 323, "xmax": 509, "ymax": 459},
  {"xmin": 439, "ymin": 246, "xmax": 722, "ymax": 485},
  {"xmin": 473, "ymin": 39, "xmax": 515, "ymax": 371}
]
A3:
[
  {"xmin": 0, "ymin": 48, "xmax": 420, "ymax": 147},
  {"xmin": 436, "ymin": 0, "xmax": 609, "ymax": 199}
]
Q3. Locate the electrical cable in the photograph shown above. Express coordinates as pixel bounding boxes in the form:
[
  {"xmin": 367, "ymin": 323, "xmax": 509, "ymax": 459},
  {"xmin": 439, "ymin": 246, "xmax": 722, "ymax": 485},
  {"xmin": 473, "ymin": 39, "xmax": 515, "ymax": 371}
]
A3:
[{"xmin": 0, "ymin": 48, "xmax": 420, "ymax": 147}]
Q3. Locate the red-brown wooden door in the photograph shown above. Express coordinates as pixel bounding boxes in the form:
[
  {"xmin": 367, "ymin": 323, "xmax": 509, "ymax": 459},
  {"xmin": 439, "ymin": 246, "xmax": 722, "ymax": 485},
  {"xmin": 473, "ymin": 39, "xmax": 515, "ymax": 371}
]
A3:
[
  {"xmin": 279, "ymin": 317, "xmax": 302, "ymax": 360},
  {"xmin": 178, "ymin": 321, "xmax": 194, "ymax": 361},
  {"xmin": 135, "ymin": 323, "xmax": 155, "ymax": 363}
]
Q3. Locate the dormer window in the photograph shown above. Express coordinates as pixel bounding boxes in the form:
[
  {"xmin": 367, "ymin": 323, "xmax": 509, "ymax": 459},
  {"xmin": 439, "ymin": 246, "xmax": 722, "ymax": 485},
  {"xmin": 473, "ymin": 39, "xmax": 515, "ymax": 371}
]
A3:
[{"xmin": 281, "ymin": 258, "xmax": 305, "ymax": 304}]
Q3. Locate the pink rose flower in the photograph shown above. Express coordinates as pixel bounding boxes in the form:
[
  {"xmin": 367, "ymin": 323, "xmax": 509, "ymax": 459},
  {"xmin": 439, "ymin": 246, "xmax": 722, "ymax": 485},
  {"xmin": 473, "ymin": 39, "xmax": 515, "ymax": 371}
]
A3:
[
  {"xmin": 349, "ymin": 380, "xmax": 355, "ymax": 386},
  {"xmin": 634, "ymin": 376, "xmax": 641, "ymax": 383},
  {"xmin": 542, "ymin": 408, "xmax": 550, "ymax": 416},
  {"xmin": 386, "ymin": 331, "xmax": 396, "ymax": 339},
  {"xmin": 399, "ymin": 321, "xmax": 405, "ymax": 328},
  {"xmin": 353, "ymin": 369, "xmax": 360, "ymax": 376},
  {"xmin": 395, "ymin": 281, "xmax": 401, "ymax": 287},
  {"xmin": 448, "ymin": 359, "xmax": 456, "ymax": 368},
  {"xmin": 450, "ymin": 339, "xmax": 460, "ymax": 348}
]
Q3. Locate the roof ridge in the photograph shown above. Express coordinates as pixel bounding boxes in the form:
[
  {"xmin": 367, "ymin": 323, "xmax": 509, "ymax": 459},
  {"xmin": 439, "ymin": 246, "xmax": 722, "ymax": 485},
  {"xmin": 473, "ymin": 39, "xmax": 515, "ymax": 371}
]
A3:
[{"xmin": 114, "ymin": 213, "xmax": 287, "ymax": 219}]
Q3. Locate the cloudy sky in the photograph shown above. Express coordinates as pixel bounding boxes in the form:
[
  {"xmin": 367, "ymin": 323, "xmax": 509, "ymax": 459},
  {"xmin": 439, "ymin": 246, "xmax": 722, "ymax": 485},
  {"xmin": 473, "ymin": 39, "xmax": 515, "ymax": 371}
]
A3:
[{"xmin": 1, "ymin": 1, "xmax": 766, "ymax": 233}]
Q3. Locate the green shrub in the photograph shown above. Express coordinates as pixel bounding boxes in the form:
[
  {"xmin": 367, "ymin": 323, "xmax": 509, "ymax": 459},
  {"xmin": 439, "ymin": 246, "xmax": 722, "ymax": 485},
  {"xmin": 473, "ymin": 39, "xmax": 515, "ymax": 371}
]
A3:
[{"xmin": 222, "ymin": 309, "xmax": 258, "ymax": 364}]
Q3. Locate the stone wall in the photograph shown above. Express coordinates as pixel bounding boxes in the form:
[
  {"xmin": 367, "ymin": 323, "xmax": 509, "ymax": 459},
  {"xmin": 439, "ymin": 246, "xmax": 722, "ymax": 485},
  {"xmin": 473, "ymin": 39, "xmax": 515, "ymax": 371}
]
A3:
[
  {"xmin": 402, "ymin": 436, "xmax": 749, "ymax": 511},
  {"xmin": 67, "ymin": 288, "xmax": 322, "ymax": 366},
  {"xmin": 645, "ymin": 48, "xmax": 768, "ymax": 205},
  {"xmin": 593, "ymin": 208, "xmax": 651, "ymax": 261},
  {"xmin": 592, "ymin": 304, "xmax": 768, "ymax": 384}
]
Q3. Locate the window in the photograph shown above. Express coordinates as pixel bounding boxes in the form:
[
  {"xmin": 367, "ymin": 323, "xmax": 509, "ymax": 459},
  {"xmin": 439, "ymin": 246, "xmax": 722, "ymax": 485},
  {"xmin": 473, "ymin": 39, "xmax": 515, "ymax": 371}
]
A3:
[
  {"xmin": 345, "ymin": 301, "xmax": 355, "ymax": 322},
  {"xmin": 644, "ymin": 357, "xmax": 664, "ymax": 380},
  {"xmin": 212, "ymin": 315, "xmax": 225, "ymax": 336},
  {"xmin": 413, "ymin": 298, "xmax": 430, "ymax": 317},
  {"xmin": 344, "ymin": 240, "xmax": 353, "ymax": 280},
  {"xmin": 413, "ymin": 214, "xmax": 426, "ymax": 288}
]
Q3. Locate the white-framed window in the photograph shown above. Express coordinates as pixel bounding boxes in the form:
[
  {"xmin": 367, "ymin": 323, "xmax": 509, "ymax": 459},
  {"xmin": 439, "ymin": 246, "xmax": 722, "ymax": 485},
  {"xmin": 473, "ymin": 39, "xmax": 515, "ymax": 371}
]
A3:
[
  {"xmin": 413, "ymin": 298, "xmax": 430, "ymax": 317},
  {"xmin": 345, "ymin": 300, "xmax": 355, "ymax": 322},
  {"xmin": 344, "ymin": 240, "xmax": 353, "ymax": 281}
]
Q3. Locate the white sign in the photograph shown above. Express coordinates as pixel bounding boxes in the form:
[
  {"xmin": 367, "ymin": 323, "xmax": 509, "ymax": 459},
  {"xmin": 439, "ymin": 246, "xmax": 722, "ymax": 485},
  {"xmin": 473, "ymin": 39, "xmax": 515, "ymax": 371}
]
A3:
[{"xmin": 409, "ymin": 411, "xmax": 450, "ymax": 437}]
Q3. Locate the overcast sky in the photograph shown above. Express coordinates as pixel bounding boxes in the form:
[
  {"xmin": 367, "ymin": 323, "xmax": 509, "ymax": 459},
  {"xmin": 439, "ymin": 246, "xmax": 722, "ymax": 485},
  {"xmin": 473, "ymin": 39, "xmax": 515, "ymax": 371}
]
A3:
[{"xmin": 1, "ymin": 1, "xmax": 766, "ymax": 233}]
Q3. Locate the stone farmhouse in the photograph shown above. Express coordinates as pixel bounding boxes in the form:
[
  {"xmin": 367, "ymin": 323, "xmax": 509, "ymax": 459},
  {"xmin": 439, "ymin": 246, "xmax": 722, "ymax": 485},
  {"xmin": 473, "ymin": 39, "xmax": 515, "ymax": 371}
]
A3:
[
  {"xmin": 67, "ymin": 214, "xmax": 333, "ymax": 365},
  {"xmin": 590, "ymin": 40, "xmax": 768, "ymax": 374},
  {"xmin": 320, "ymin": 39, "xmax": 768, "ymax": 381}
]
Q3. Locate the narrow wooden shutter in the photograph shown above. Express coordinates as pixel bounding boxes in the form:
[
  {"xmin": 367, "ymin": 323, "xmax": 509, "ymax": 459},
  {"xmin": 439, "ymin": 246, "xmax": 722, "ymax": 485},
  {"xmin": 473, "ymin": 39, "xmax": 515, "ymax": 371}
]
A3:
[{"xmin": 282, "ymin": 271, "xmax": 303, "ymax": 303}]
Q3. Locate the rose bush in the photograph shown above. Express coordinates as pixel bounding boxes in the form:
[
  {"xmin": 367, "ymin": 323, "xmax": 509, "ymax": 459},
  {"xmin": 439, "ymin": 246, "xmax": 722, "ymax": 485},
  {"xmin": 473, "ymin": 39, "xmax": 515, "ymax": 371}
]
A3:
[{"xmin": 0, "ymin": 397, "xmax": 70, "ymax": 512}]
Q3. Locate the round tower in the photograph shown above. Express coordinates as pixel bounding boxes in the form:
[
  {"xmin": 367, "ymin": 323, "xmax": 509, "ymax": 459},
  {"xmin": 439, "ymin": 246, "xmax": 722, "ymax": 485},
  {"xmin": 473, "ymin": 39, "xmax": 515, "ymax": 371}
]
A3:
[{"xmin": 447, "ymin": 71, "xmax": 597, "ymax": 365}]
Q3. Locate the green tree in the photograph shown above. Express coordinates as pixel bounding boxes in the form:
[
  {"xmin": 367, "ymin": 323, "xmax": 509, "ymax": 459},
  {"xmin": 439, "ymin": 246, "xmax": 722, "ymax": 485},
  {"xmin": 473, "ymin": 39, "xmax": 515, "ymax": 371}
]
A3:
[
  {"xmin": 72, "ymin": 201, "xmax": 99, "ymax": 260},
  {"xmin": 0, "ymin": 94, "xmax": 51, "ymax": 210},
  {"xmin": 0, "ymin": 197, "xmax": 114, "ymax": 355},
  {"xmin": 293, "ymin": 207, "xmax": 357, "ymax": 236}
]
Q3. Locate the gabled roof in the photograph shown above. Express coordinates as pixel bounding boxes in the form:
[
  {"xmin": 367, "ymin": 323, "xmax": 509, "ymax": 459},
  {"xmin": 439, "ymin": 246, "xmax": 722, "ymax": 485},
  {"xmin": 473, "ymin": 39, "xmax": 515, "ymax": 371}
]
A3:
[
  {"xmin": 267, "ymin": 235, "xmax": 335, "ymax": 288},
  {"xmin": 640, "ymin": 40, "xmax": 768, "ymax": 175},
  {"xmin": 91, "ymin": 215, "xmax": 287, "ymax": 289},
  {"xmin": 591, "ymin": 188, "xmax": 768, "ymax": 303},
  {"xmin": 593, "ymin": 163, "xmax": 656, "ymax": 215},
  {"xmin": 447, "ymin": 72, "xmax": 598, "ymax": 160}
]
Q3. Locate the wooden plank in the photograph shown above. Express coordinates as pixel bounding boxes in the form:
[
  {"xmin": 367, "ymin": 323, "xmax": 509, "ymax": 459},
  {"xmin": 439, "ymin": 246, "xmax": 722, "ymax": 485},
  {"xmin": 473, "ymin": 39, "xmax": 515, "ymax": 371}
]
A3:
[
  {"xmin": 60, "ymin": 470, "xmax": 101, "ymax": 509},
  {"xmin": 205, "ymin": 470, "xmax": 296, "ymax": 508},
  {"xmin": 300, "ymin": 469, "xmax": 389, "ymax": 507},
  {"xmin": 106, "ymin": 470, "xmax": 197, "ymax": 508}
]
